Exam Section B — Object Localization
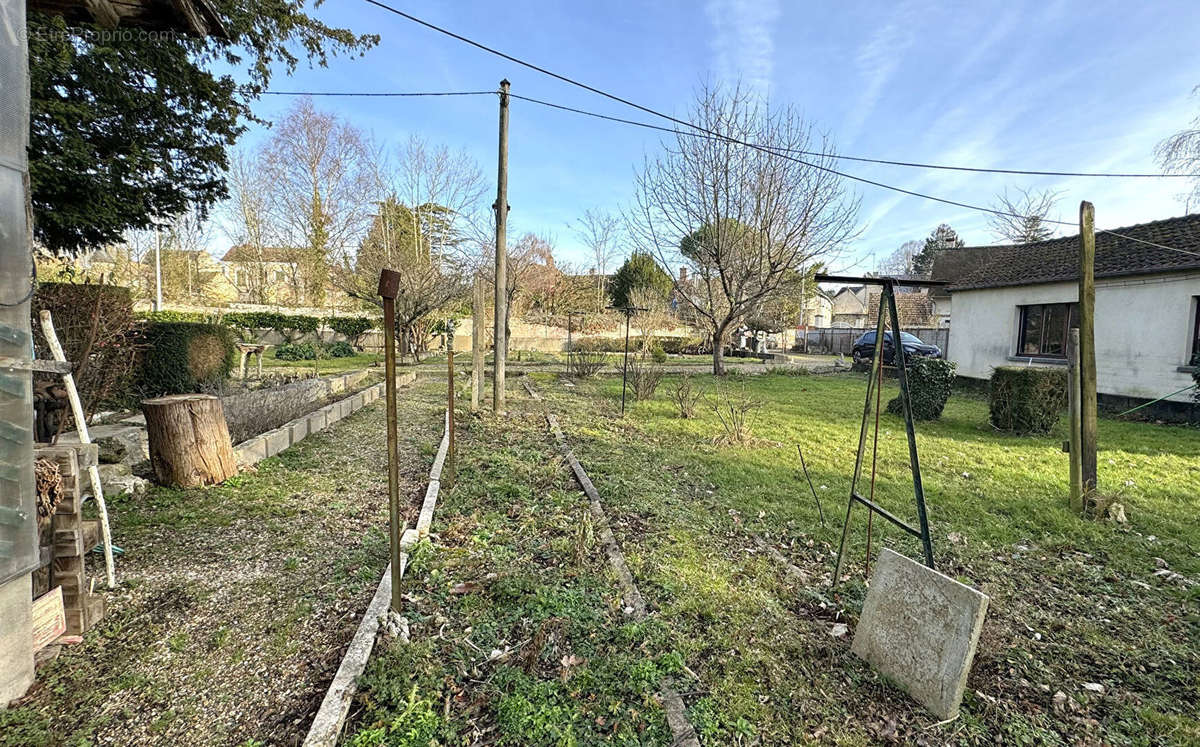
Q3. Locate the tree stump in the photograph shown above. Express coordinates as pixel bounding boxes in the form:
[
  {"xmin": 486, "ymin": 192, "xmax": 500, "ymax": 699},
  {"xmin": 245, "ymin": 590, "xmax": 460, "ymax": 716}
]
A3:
[{"xmin": 142, "ymin": 394, "xmax": 238, "ymax": 487}]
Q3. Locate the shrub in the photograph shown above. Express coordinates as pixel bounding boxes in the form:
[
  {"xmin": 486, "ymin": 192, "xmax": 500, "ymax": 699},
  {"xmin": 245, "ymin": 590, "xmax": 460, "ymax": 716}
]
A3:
[
  {"xmin": 325, "ymin": 340, "xmax": 356, "ymax": 358},
  {"xmin": 711, "ymin": 380, "xmax": 761, "ymax": 444},
  {"xmin": 672, "ymin": 373, "xmax": 702, "ymax": 418},
  {"xmin": 34, "ymin": 283, "xmax": 143, "ymax": 423},
  {"xmin": 274, "ymin": 342, "xmax": 318, "ymax": 361},
  {"xmin": 988, "ymin": 366, "xmax": 1068, "ymax": 434},
  {"xmin": 886, "ymin": 357, "xmax": 956, "ymax": 421},
  {"xmin": 628, "ymin": 357, "xmax": 664, "ymax": 401},
  {"xmin": 650, "ymin": 344, "xmax": 667, "ymax": 363},
  {"xmin": 567, "ymin": 350, "xmax": 607, "ymax": 378},
  {"xmin": 138, "ymin": 322, "xmax": 235, "ymax": 396}
]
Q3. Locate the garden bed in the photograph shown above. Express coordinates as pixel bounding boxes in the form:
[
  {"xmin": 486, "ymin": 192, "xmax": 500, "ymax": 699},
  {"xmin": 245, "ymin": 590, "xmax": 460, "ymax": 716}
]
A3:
[{"xmin": 0, "ymin": 379, "xmax": 447, "ymax": 746}]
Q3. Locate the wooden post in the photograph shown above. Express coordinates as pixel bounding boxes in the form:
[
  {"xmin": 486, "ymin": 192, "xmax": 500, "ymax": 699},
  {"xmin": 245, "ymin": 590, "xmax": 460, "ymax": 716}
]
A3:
[
  {"xmin": 1067, "ymin": 329, "xmax": 1083, "ymax": 512},
  {"xmin": 142, "ymin": 395, "xmax": 237, "ymax": 487},
  {"xmin": 1078, "ymin": 201, "xmax": 1098, "ymax": 502},
  {"xmin": 471, "ymin": 275, "xmax": 485, "ymax": 413},
  {"xmin": 378, "ymin": 269, "xmax": 403, "ymax": 613},
  {"xmin": 492, "ymin": 79, "xmax": 510, "ymax": 414},
  {"xmin": 446, "ymin": 321, "xmax": 456, "ymax": 487}
]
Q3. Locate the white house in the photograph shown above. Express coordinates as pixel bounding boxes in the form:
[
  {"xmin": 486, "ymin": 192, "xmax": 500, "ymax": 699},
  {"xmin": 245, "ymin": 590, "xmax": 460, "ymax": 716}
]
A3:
[{"xmin": 947, "ymin": 214, "xmax": 1200, "ymax": 408}]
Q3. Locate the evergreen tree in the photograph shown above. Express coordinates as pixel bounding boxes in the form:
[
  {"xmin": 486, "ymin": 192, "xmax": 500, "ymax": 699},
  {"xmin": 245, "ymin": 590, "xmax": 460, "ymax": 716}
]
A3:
[{"xmin": 609, "ymin": 252, "xmax": 673, "ymax": 309}]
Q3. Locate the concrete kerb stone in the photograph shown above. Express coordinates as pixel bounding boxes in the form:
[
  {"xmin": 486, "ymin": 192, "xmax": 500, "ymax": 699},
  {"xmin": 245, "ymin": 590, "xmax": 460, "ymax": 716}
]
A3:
[
  {"xmin": 302, "ymin": 406, "xmax": 449, "ymax": 746},
  {"xmin": 851, "ymin": 548, "xmax": 989, "ymax": 720}
]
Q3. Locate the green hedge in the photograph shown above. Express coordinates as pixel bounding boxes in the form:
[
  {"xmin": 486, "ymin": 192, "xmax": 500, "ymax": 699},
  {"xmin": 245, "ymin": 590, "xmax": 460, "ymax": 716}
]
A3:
[
  {"xmin": 138, "ymin": 311, "xmax": 377, "ymax": 344},
  {"xmin": 138, "ymin": 322, "xmax": 236, "ymax": 396},
  {"xmin": 886, "ymin": 357, "xmax": 956, "ymax": 420},
  {"xmin": 988, "ymin": 366, "xmax": 1068, "ymax": 434}
]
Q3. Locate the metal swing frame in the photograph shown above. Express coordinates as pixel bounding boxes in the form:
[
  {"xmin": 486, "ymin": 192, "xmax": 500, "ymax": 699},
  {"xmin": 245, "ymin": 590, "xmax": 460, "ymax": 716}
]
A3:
[{"xmin": 815, "ymin": 274, "xmax": 945, "ymax": 584}]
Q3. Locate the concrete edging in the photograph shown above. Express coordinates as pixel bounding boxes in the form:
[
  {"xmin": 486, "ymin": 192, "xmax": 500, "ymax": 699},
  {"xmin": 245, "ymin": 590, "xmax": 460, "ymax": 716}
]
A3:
[
  {"xmin": 301, "ymin": 404, "xmax": 451, "ymax": 747},
  {"xmin": 234, "ymin": 372, "xmax": 417, "ymax": 466}
]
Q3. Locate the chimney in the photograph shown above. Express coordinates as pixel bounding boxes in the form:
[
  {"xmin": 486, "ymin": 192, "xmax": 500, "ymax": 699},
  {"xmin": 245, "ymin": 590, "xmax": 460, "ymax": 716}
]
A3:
[{"xmin": 679, "ymin": 266, "xmax": 688, "ymax": 282}]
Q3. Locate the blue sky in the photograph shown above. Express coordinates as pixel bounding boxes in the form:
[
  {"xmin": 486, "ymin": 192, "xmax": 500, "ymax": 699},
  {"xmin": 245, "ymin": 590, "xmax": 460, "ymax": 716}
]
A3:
[{"xmin": 223, "ymin": 0, "xmax": 1200, "ymax": 271}]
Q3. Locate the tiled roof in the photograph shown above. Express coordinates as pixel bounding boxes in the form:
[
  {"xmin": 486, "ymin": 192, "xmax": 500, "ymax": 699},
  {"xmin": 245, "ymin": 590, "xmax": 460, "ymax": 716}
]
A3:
[
  {"xmin": 866, "ymin": 292, "xmax": 935, "ymax": 327},
  {"xmin": 929, "ymin": 246, "xmax": 993, "ymax": 296},
  {"xmin": 948, "ymin": 213, "xmax": 1200, "ymax": 292}
]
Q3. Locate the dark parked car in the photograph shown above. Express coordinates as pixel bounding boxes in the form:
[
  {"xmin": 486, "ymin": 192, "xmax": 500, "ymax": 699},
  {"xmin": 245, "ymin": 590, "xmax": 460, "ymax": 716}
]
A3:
[{"xmin": 852, "ymin": 330, "xmax": 941, "ymax": 366}]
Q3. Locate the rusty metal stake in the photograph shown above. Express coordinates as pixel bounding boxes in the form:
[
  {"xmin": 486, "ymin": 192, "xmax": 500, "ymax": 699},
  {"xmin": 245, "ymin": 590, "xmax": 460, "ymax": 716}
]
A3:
[
  {"xmin": 446, "ymin": 320, "xmax": 456, "ymax": 487},
  {"xmin": 378, "ymin": 269, "xmax": 403, "ymax": 613}
]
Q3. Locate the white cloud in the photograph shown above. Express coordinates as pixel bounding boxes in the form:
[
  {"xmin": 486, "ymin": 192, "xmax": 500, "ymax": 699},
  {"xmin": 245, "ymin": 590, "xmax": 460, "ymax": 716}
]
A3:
[{"xmin": 704, "ymin": 0, "xmax": 781, "ymax": 93}]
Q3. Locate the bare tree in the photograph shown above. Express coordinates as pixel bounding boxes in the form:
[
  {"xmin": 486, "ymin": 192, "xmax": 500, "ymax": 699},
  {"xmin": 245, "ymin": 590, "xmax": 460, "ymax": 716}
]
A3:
[
  {"xmin": 988, "ymin": 187, "xmax": 1061, "ymax": 244},
  {"xmin": 572, "ymin": 208, "xmax": 622, "ymax": 311},
  {"xmin": 222, "ymin": 150, "xmax": 275, "ymax": 304},
  {"xmin": 878, "ymin": 239, "xmax": 925, "ymax": 277},
  {"xmin": 262, "ymin": 97, "xmax": 376, "ymax": 307},
  {"xmin": 627, "ymin": 82, "xmax": 859, "ymax": 374},
  {"xmin": 1156, "ymin": 86, "xmax": 1200, "ymax": 211},
  {"xmin": 332, "ymin": 136, "xmax": 484, "ymax": 361}
]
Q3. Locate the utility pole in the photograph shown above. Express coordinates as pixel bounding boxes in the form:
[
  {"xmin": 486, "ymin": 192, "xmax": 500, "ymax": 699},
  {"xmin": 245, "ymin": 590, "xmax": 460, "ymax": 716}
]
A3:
[
  {"xmin": 471, "ymin": 274, "xmax": 485, "ymax": 413},
  {"xmin": 154, "ymin": 225, "xmax": 163, "ymax": 312},
  {"xmin": 378, "ymin": 269, "xmax": 403, "ymax": 612},
  {"xmin": 1078, "ymin": 201, "xmax": 1098, "ymax": 503},
  {"xmin": 492, "ymin": 79, "xmax": 510, "ymax": 414}
]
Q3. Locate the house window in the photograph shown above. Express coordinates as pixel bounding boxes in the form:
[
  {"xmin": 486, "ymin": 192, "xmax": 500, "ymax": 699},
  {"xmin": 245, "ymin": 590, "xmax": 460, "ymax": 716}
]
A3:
[
  {"xmin": 274, "ymin": 270, "xmax": 286, "ymax": 283},
  {"xmin": 1192, "ymin": 296, "xmax": 1200, "ymax": 363},
  {"xmin": 1017, "ymin": 302, "xmax": 1079, "ymax": 357},
  {"xmin": 235, "ymin": 270, "xmax": 246, "ymax": 288}
]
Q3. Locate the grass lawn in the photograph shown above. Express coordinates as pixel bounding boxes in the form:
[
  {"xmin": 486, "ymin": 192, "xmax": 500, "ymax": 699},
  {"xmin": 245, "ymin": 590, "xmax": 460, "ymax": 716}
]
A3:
[
  {"xmin": 261, "ymin": 351, "xmax": 384, "ymax": 375},
  {"xmin": 346, "ymin": 370, "xmax": 1198, "ymax": 745}
]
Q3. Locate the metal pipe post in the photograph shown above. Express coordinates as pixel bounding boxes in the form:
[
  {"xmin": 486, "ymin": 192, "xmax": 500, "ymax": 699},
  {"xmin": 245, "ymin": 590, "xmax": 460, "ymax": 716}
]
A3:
[
  {"xmin": 446, "ymin": 320, "xmax": 456, "ymax": 487},
  {"xmin": 378, "ymin": 269, "xmax": 403, "ymax": 612}
]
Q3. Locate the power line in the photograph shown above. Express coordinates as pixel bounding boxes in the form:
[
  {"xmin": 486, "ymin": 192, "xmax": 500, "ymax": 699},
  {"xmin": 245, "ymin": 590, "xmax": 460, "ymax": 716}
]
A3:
[
  {"xmin": 255, "ymin": 85, "xmax": 1192, "ymax": 179},
  {"xmin": 355, "ymin": 1, "xmax": 1200, "ymax": 260},
  {"xmin": 253, "ymin": 89, "xmax": 495, "ymax": 97}
]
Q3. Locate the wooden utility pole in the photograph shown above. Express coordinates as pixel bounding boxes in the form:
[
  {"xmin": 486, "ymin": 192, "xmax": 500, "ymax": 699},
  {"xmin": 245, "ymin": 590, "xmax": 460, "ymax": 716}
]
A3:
[
  {"xmin": 446, "ymin": 320, "xmax": 456, "ymax": 487},
  {"xmin": 492, "ymin": 79, "xmax": 510, "ymax": 414},
  {"xmin": 1067, "ymin": 329, "xmax": 1083, "ymax": 512},
  {"xmin": 1078, "ymin": 202, "xmax": 1098, "ymax": 501},
  {"xmin": 471, "ymin": 274, "xmax": 485, "ymax": 413},
  {"xmin": 378, "ymin": 268, "xmax": 403, "ymax": 612}
]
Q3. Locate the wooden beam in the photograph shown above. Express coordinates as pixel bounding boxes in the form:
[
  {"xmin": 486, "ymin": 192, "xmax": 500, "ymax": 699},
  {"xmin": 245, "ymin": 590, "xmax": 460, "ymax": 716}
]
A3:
[{"xmin": 1078, "ymin": 201, "xmax": 1098, "ymax": 500}]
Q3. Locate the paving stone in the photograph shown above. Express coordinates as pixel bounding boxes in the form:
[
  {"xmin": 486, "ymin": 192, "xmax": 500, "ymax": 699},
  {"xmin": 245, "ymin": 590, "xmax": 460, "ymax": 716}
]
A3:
[{"xmin": 851, "ymin": 548, "xmax": 989, "ymax": 720}]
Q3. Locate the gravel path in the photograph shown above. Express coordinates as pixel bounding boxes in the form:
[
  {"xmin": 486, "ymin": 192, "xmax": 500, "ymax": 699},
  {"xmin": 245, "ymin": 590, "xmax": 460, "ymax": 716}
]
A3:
[{"xmin": 4, "ymin": 380, "xmax": 445, "ymax": 747}]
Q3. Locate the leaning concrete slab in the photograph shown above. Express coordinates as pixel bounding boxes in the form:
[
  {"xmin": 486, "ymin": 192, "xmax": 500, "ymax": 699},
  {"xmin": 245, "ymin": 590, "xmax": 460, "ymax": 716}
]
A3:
[{"xmin": 851, "ymin": 548, "xmax": 989, "ymax": 720}]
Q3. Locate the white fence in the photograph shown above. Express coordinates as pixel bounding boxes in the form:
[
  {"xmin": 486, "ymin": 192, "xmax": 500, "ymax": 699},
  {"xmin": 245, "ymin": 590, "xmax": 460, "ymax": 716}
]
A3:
[{"xmin": 795, "ymin": 326, "xmax": 950, "ymax": 357}]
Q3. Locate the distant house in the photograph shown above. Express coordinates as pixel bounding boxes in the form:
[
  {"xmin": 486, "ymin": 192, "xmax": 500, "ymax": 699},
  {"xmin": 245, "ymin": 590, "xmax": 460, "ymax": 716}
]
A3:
[
  {"xmin": 866, "ymin": 291, "xmax": 936, "ymax": 328},
  {"xmin": 219, "ymin": 245, "xmax": 353, "ymax": 309},
  {"xmin": 830, "ymin": 285, "xmax": 870, "ymax": 327},
  {"xmin": 947, "ymin": 214, "xmax": 1200, "ymax": 408}
]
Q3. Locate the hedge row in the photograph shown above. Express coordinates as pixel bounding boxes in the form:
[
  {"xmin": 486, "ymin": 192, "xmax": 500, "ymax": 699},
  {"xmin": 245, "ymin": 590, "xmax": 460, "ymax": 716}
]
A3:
[
  {"xmin": 139, "ymin": 310, "xmax": 377, "ymax": 340},
  {"xmin": 572, "ymin": 335, "xmax": 703, "ymax": 355}
]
